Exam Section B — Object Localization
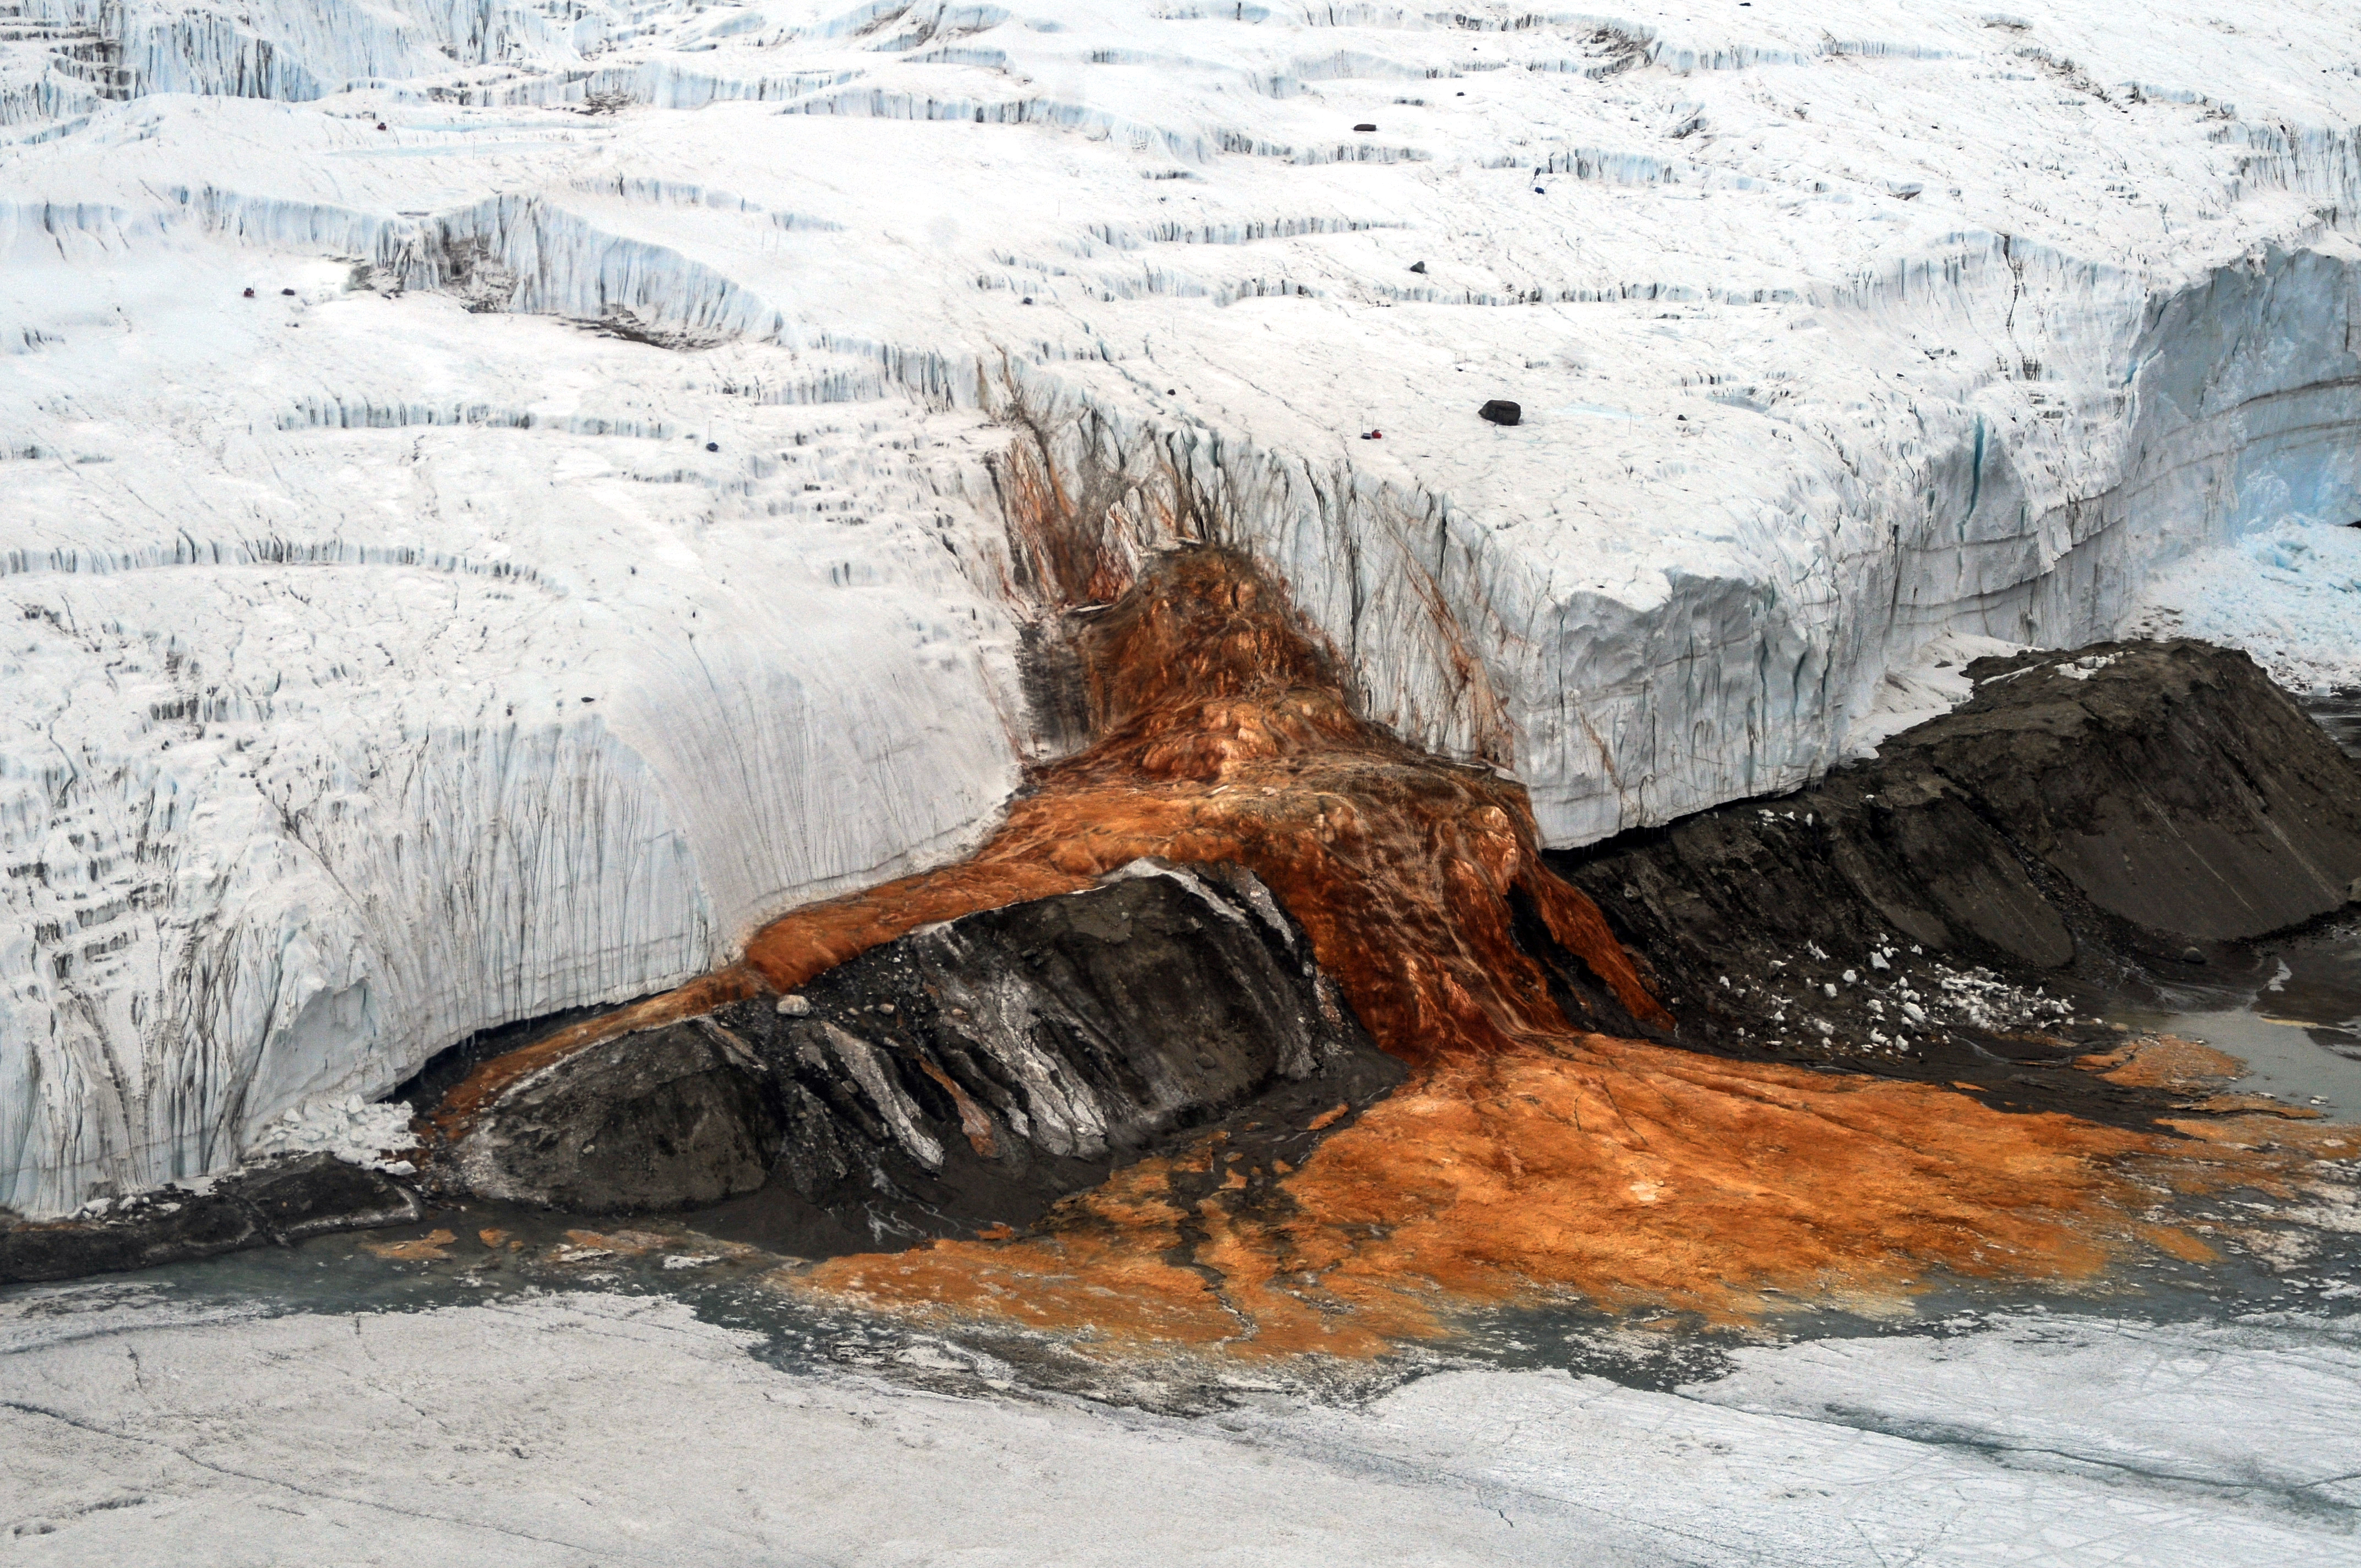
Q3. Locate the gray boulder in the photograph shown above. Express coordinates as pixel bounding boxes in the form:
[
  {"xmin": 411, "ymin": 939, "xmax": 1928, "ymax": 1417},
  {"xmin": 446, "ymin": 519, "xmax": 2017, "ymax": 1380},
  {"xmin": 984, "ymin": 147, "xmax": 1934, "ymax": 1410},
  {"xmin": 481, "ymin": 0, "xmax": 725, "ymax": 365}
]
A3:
[{"xmin": 448, "ymin": 1017, "xmax": 782, "ymax": 1212}]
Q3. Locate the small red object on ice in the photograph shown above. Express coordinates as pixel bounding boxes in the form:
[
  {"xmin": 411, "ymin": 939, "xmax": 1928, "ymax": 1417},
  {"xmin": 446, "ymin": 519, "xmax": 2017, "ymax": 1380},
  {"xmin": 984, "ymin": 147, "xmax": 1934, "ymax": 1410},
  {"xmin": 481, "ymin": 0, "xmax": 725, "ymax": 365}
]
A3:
[{"xmin": 1361, "ymin": 429, "xmax": 1383, "ymax": 440}]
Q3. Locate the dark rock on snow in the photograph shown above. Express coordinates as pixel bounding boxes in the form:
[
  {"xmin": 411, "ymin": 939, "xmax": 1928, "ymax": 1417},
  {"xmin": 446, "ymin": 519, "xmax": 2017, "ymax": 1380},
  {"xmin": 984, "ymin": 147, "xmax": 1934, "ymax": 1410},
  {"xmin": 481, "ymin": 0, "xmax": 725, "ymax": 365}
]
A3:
[
  {"xmin": 221, "ymin": 1155, "xmax": 425, "ymax": 1243},
  {"xmin": 1478, "ymin": 399, "xmax": 1521, "ymax": 426},
  {"xmin": 0, "ymin": 1155, "xmax": 421, "ymax": 1285}
]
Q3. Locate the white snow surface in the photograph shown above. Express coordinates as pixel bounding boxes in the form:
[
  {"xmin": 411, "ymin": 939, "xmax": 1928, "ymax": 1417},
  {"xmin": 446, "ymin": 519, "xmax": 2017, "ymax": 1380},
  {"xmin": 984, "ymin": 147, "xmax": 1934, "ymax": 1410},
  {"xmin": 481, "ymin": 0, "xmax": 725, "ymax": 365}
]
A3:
[
  {"xmin": 3, "ymin": 0, "xmax": 2360, "ymax": 1211},
  {"xmin": 1, "ymin": 1288, "xmax": 2355, "ymax": 1564},
  {"xmin": 2130, "ymin": 515, "xmax": 2361, "ymax": 693}
]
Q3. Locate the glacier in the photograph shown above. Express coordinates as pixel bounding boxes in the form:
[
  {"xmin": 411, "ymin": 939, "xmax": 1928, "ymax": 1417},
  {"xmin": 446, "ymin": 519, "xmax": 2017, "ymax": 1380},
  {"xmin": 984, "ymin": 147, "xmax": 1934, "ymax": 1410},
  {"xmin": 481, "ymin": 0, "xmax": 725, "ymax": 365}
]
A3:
[{"xmin": 1, "ymin": 0, "xmax": 2358, "ymax": 1213}]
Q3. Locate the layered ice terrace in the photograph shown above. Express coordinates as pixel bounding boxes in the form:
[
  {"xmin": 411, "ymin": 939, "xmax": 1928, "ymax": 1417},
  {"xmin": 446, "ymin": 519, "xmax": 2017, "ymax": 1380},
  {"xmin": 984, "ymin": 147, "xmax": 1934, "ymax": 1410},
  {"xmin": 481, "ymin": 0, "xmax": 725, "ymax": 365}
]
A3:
[{"xmin": 2, "ymin": 0, "xmax": 2359, "ymax": 1211}]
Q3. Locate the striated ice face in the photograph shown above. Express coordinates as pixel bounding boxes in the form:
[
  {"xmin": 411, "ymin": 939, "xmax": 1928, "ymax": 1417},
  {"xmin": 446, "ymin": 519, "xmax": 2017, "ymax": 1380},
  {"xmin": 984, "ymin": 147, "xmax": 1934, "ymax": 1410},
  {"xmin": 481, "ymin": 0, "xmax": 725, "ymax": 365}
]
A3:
[
  {"xmin": 2, "ymin": 0, "xmax": 2359, "ymax": 1211},
  {"xmin": 0, "ymin": 262, "xmax": 1031, "ymax": 1213}
]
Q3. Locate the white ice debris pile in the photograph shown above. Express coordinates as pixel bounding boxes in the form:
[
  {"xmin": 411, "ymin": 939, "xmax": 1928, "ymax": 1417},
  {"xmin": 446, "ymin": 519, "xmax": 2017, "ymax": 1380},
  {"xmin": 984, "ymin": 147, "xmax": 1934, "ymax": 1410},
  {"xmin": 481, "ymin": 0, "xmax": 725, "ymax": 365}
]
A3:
[
  {"xmin": 1720, "ymin": 933, "xmax": 2075, "ymax": 1059},
  {"xmin": 241, "ymin": 1093, "xmax": 420, "ymax": 1175},
  {"xmin": 2, "ymin": 0, "xmax": 2359, "ymax": 1213}
]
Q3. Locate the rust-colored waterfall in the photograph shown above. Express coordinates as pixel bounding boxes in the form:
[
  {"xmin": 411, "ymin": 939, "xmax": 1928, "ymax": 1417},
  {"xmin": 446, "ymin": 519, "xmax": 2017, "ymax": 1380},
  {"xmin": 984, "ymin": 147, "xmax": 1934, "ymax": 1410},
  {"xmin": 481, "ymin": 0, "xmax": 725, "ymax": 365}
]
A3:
[{"xmin": 440, "ymin": 546, "xmax": 2344, "ymax": 1360}]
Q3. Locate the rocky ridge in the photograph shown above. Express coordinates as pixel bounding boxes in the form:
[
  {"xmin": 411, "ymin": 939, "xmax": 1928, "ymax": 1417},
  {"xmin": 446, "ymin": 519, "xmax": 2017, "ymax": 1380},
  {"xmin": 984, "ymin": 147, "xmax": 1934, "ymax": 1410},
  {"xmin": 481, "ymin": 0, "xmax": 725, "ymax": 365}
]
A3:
[
  {"xmin": 0, "ymin": 1153, "xmax": 418, "ymax": 1284},
  {"xmin": 1562, "ymin": 639, "xmax": 2361, "ymax": 1110},
  {"xmin": 439, "ymin": 860, "xmax": 1402, "ymax": 1254}
]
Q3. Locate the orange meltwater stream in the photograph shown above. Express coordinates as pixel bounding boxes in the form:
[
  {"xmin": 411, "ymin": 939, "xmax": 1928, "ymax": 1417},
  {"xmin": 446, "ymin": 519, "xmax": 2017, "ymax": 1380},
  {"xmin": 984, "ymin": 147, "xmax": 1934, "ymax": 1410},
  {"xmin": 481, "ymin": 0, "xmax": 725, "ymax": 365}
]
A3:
[{"xmin": 441, "ymin": 547, "xmax": 2352, "ymax": 1358}]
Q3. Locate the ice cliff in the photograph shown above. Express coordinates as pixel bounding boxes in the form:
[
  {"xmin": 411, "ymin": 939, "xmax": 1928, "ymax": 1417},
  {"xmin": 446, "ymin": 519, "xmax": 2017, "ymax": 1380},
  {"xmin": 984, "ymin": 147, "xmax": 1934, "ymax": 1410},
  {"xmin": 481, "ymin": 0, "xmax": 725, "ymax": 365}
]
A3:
[{"xmin": 1, "ymin": 0, "xmax": 2357, "ymax": 1213}]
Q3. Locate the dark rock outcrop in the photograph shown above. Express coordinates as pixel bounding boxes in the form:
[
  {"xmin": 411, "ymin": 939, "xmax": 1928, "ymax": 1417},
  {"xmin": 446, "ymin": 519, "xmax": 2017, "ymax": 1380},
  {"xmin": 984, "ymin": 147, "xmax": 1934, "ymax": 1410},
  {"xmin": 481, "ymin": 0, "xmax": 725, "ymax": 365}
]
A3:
[
  {"xmin": 447, "ymin": 1016, "xmax": 783, "ymax": 1212},
  {"xmin": 1560, "ymin": 640, "xmax": 2361, "ymax": 1069},
  {"xmin": 0, "ymin": 1155, "xmax": 421, "ymax": 1285},
  {"xmin": 217, "ymin": 1155, "xmax": 425, "ymax": 1243},
  {"xmin": 1921, "ymin": 644, "xmax": 2361, "ymax": 941},
  {"xmin": 444, "ymin": 861, "xmax": 1401, "ymax": 1253}
]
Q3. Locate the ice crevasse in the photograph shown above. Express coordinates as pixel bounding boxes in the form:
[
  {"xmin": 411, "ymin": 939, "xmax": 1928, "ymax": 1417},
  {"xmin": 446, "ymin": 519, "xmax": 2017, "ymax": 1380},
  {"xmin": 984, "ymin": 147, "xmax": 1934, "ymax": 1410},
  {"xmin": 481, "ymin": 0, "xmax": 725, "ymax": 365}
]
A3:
[{"xmin": 0, "ymin": 0, "xmax": 2358, "ymax": 1214}]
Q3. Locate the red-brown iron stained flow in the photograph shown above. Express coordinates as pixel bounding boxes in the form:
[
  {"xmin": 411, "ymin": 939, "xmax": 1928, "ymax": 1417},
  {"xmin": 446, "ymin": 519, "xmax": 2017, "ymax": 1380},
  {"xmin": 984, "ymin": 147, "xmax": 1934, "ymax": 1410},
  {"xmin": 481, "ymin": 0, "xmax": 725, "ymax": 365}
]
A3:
[{"xmin": 437, "ymin": 464, "xmax": 2355, "ymax": 1363}]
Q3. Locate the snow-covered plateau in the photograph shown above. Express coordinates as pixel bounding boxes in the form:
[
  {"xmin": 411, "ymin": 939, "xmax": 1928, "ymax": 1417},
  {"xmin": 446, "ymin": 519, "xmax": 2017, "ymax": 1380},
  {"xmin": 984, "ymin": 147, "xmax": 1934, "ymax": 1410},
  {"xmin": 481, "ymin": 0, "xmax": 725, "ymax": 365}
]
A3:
[
  {"xmin": 3, "ymin": 1286, "xmax": 2357, "ymax": 1565},
  {"xmin": 2, "ymin": 0, "xmax": 2360, "ymax": 1213}
]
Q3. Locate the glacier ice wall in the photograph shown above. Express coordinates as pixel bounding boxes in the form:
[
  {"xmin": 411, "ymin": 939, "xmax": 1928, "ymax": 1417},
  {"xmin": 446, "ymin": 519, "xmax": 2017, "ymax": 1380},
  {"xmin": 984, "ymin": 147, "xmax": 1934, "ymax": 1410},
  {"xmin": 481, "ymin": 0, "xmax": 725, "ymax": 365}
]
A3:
[
  {"xmin": 0, "ymin": 231, "xmax": 1032, "ymax": 1213},
  {"xmin": 0, "ymin": 0, "xmax": 2358, "ymax": 1212}
]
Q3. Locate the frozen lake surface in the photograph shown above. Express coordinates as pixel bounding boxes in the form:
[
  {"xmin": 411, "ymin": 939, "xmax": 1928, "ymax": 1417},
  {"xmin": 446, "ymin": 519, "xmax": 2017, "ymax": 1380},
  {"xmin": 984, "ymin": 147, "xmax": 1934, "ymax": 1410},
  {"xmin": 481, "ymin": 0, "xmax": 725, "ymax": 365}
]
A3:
[
  {"xmin": 4, "ymin": 1277, "xmax": 2359, "ymax": 1566},
  {"xmin": 5, "ymin": 1153, "xmax": 2359, "ymax": 1566}
]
